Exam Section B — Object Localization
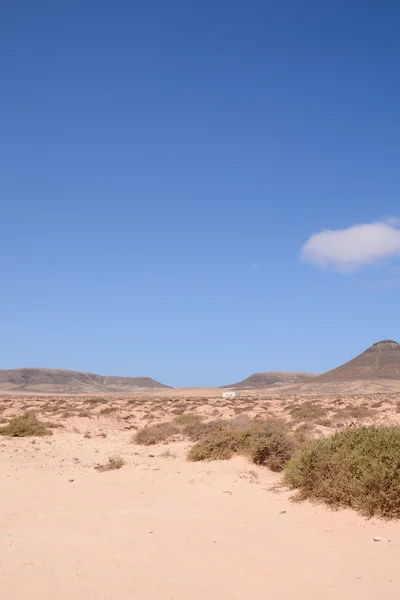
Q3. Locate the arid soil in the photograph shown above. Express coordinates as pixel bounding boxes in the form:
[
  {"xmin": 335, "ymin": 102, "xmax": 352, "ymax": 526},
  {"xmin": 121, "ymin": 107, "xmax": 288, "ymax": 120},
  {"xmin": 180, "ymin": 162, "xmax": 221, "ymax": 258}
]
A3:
[{"xmin": 2, "ymin": 390, "xmax": 400, "ymax": 599}]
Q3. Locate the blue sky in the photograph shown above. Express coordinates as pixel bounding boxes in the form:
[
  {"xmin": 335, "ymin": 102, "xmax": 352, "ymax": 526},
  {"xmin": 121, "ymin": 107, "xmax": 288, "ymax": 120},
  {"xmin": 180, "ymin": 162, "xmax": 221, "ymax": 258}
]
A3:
[{"xmin": 1, "ymin": 1, "xmax": 399, "ymax": 386}]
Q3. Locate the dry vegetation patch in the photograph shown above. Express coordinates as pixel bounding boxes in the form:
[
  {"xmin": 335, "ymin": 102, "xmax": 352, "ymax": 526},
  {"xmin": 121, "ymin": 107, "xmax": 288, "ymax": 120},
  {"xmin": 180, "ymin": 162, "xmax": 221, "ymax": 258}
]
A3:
[
  {"xmin": 134, "ymin": 422, "xmax": 180, "ymax": 445},
  {"xmin": 100, "ymin": 406, "xmax": 118, "ymax": 415},
  {"xmin": 286, "ymin": 401, "xmax": 329, "ymax": 423},
  {"xmin": 95, "ymin": 455, "xmax": 125, "ymax": 472},
  {"xmin": 188, "ymin": 418, "xmax": 295, "ymax": 471},
  {"xmin": 0, "ymin": 413, "xmax": 56, "ymax": 437},
  {"xmin": 173, "ymin": 413, "xmax": 202, "ymax": 425},
  {"xmin": 285, "ymin": 426, "xmax": 400, "ymax": 519}
]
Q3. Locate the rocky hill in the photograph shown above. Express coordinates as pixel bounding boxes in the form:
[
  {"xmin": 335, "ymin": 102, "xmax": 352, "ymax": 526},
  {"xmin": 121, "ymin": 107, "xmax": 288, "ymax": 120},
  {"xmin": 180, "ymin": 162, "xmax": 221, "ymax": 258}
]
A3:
[
  {"xmin": 223, "ymin": 372, "xmax": 315, "ymax": 389},
  {"xmin": 315, "ymin": 340, "xmax": 400, "ymax": 382},
  {"xmin": 0, "ymin": 368, "xmax": 170, "ymax": 393}
]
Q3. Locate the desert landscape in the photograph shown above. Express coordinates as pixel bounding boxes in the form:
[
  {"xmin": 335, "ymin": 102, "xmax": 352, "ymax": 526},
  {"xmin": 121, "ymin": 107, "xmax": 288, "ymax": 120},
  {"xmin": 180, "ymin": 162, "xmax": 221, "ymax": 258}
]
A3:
[{"xmin": 2, "ymin": 340, "xmax": 400, "ymax": 599}]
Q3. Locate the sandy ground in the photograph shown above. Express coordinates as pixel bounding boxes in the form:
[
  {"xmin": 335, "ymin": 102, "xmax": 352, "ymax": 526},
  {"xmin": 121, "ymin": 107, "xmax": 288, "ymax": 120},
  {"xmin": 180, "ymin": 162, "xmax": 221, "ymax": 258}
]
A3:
[{"xmin": 1, "ymin": 393, "xmax": 400, "ymax": 599}]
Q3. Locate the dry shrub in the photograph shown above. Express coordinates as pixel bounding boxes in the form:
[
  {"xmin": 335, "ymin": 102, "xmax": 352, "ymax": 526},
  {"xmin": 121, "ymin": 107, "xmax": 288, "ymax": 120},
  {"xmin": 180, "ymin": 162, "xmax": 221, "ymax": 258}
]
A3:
[
  {"xmin": 285, "ymin": 426, "xmax": 400, "ymax": 519},
  {"xmin": 371, "ymin": 399, "xmax": 386, "ymax": 408},
  {"xmin": 0, "ymin": 413, "xmax": 55, "ymax": 437},
  {"xmin": 78, "ymin": 410, "xmax": 91, "ymax": 418},
  {"xmin": 160, "ymin": 449, "xmax": 176, "ymax": 459},
  {"xmin": 61, "ymin": 410, "xmax": 74, "ymax": 419},
  {"xmin": 241, "ymin": 420, "xmax": 295, "ymax": 470},
  {"xmin": 100, "ymin": 406, "xmax": 118, "ymax": 415},
  {"xmin": 288, "ymin": 401, "xmax": 328, "ymax": 423},
  {"xmin": 183, "ymin": 419, "xmax": 228, "ymax": 442},
  {"xmin": 188, "ymin": 418, "xmax": 294, "ymax": 471},
  {"xmin": 134, "ymin": 422, "xmax": 179, "ymax": 445},
  {"xmin": 293, "ymin": 422, "xmax": 315, "ymax": 442},
  {"xmin": 85, "ymin": 397, "xmax": 108, "ymax": 405},
  {"xmin": 315, "ymin": 417, "xmax": 334, "ymax": 428},
  {"xmin": 331, "ymin": 404, "xmax": 375, "ymax": 423},
  {"xmin": 188, "ymin": 428, "xmax": 242, "ymax": 461},
  {"xmin": 233, "ymin": 406, "xmax": 248, "ymax": 414},
  {"xmin": 95, "ymin": 455, "xmax": 125, "ymax": 472},
  {"xmin": 173, "ymin": 413, "xmax": 202, "ymax": 425}
]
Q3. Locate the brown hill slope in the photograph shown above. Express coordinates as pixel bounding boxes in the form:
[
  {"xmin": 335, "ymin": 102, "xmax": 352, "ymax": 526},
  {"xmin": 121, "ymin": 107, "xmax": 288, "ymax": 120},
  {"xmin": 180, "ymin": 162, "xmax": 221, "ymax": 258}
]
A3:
[
  {"xmin": 275, "ymin": 340, "xmax": 400, "ymax": 395},
  {"xmin": 316, "ymin": 340, "xmax": 400, "ymax": 382},
  {"xmin": 0, "ymin": 368, "xmax": 170, "ymax": 393},
  {"xmin": 223, "ymin": 372, "xmax": 315, "ymax": 389}
]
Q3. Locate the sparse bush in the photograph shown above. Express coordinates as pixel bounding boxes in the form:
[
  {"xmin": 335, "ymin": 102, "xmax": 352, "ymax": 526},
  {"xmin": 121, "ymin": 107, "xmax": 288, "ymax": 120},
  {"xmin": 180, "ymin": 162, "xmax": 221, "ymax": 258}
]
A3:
[
  {"xmin": 95, "ymin": 455, "xmax": 125, "ymax": 472},
  {"xmin": 61, "ymin": 410, "xmax": 73, "ymax": 419},
  {"xmin": 100, "ymin": 406, "xmax": 118, "ymax": 415},
  {"xmin": 332, "ymin": 405, "xmax": 375, "ymax": 422},
  {"xmin": 284, "ymin": 426, "xmax": 400, "ymax": 518},
  {"xmin": 188, "ymin": 418, "xmax": 294, "ymax": 471},
  {"xmin": 0, "ymin": 413, "xmax": 54, "ymax": 437},
  {"xmin": 160, "ymin": 449, "xmax": 177, "ymax": 459},
  {"xmin": 241, "ymin": 420, "xmax": 295, "ymax": 471},
  {"xmin": 371, "ymin": 399, "xmax": 386, "ymax": 408},
  {"xmin": 134, "ymin": 422, "xmax": 179, "ymax": 445},
  {"xmin": 78, "ymin": 410, "xmax": 91, "ymax": 418},
  {"xmin": 288, "ymin": 401, "xmax": 328, "ymax": 423},
  {"xmin": 188, "ymin": 428, "xmax": 243, "ymax": 461},
  {"xmin": 85, "ymin": 397, "xmax": 108, "ymax": 405},
  {"xmin": 173, "ymin": 413, "xmax": 202, "ymax": 425},
  {"xmin": 183, "ymin": 419, "xmax": 228, "ymax": 442}
]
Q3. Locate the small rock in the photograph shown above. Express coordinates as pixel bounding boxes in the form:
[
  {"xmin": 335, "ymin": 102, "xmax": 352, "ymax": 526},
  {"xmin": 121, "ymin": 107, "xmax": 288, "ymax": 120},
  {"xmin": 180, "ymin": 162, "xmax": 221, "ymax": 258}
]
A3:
[
  {"xmin": 69, "ymin": 479, "xmax": 75, "ymax": 483},
  {"xmin": 280, "ymin": 510, "xmax": 287, "ymax": 514},
  {"xmin": 373, "ymin": 537, "xmax": 391, "ymax": 543}
]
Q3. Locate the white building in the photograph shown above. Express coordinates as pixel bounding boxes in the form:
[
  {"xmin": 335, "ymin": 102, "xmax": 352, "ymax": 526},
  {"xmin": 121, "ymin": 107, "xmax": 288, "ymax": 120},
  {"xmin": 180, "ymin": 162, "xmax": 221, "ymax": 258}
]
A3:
[{"xmin": 222, "ymin": 391, "xmax": 242, "ymax": 398}]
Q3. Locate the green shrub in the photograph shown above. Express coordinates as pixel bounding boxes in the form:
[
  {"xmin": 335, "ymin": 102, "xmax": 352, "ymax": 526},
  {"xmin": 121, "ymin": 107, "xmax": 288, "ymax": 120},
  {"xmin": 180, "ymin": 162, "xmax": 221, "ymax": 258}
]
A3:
[
  {"xmin": 0, "ymin": 413, "xmax": 54, "ymax": 437},
  {"xmin": 284, "ymin": 426, "xmax": 400, "ymax": 518},
  {"xmin": 134, "ymin": 422, "xmax": 179, "ymax": 445},
  {"xmin": 188, "ymin": 418, "xmax": 294, "ymax": 471}
]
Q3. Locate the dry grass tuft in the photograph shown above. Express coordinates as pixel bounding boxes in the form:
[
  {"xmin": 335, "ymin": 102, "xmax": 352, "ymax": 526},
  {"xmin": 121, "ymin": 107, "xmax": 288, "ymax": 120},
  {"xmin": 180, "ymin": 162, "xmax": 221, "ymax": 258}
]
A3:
[
  {"xmin": 284, "ymin": 426, "xmax": 400, "ymax": 519},
  {"xmin": 95, "ymin": 455, "xmax": 125, "ymax": 472},
  {"xmin": 0, "ymin": 413, "xmax": 55, "ymax": 437}
]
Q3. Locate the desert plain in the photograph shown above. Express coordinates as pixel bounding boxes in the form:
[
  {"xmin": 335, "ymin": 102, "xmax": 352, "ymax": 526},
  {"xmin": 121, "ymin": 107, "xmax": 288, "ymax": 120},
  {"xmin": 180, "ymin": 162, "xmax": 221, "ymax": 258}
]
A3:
[{"xmin": 2, "ymin": 387, "xmax": 400, "ymax": 600}]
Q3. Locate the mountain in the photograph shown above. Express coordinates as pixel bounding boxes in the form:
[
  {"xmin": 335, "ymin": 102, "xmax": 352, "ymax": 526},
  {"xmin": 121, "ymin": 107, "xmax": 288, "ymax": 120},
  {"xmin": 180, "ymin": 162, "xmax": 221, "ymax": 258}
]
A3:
[
  {"xmin": 274, "ymin": 340, "xmax": 400, "ymax": 395},
  {"xmin": 316, "ymin": 340, "xmax": 400, "ymax": 382},
  {"xmin": 0, "ymin": 368, "xmax": 171, "ymax": 393},
  {"xmin": 223, "ymin": 372, "xmax": 315, "ymax": 389}
]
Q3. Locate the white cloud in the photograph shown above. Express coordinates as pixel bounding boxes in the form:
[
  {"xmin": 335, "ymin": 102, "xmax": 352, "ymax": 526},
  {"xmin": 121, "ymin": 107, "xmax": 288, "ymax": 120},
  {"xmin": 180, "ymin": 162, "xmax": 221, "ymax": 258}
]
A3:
[{"xmin": 301, "ymin": 218, "xmax": 400, "ymax": 271}]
